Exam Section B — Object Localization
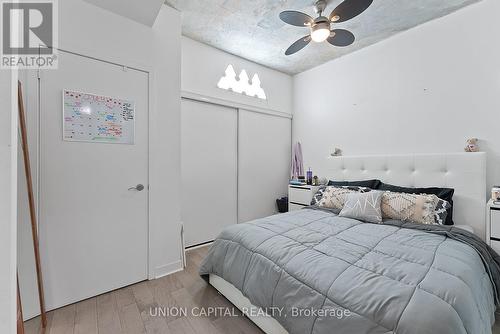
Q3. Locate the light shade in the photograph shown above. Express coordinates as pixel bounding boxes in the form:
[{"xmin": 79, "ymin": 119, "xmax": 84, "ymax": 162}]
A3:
[
  {"xmin": 217, "ymin": 65, "xmax": 267, "ymax": 100},
  {"xmin": 311, "ymin": 21, "xmax": 330, "ymax": 43}
]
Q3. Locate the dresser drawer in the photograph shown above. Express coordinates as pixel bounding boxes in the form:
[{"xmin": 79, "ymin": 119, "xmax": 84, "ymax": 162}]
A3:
[
  {"xmin": 289, "ymin": 186, "xmax": 313, "ymax": 205},
  {"xmin": 490, "ymin": 209, "xmax": 500, "ymax": 239},
  {"xmin": 289, "ymin": 202, "xmax": 306, "ymax": 212},
  {"xmin": 491, "ymin": 240, "xmax": 500, "ymax": 255}
]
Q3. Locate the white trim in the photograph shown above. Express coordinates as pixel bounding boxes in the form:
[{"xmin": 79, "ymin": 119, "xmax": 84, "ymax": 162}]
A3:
[
  {"xmin": 9, "ymin": 70, "xmax": 18, "ymax": 334},
  {"xmin": 181, "ymin": 90, "xmax": 292, "ymax": 120},
  {"xmin": 180, "ymin": 222, "xmax": 186, "ymax": 268},
  {"xmin": 58, "ymin": 42, "xmax": 153, "ymax": 75},
  {"xmin": 146, "ymin": 68, "xmax": 154, "ymax": 279},
  {"xmin": 209, "ymin": 274, "xmax": 288, "ymax": 334},
  {"xmin": 154, "ymin": 260, "xmax": 183, "ymax": 279}
]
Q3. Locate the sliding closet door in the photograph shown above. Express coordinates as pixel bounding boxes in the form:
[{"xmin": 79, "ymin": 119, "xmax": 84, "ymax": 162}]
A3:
[
  {"xmin": 238, "ymin": 110, "xmax": 291, "ymax": 223},
  {"xmin": 181, "ymin": 99, "xmax": 237, "ymax": 247}
]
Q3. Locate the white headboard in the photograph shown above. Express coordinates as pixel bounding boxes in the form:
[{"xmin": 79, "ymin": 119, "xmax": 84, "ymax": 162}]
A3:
[{"xmin": 322, "ymin": 153, "xmax": 487, "ymax": 240}]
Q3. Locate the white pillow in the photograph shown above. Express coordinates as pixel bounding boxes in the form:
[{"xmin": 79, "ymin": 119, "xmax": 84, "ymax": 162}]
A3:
[{"xmin": 339, "ymin": 191, "xmax": 383, "ymax": 223}]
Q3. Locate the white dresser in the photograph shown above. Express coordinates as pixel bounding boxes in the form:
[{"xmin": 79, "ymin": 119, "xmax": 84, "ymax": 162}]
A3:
[
  {"xmin": 487, "ymin": 199, "xmax": 500, "ymax": 253},
  {"xmin": 288, "ymin": 185, "xmax": 321, "ymax": 211}
]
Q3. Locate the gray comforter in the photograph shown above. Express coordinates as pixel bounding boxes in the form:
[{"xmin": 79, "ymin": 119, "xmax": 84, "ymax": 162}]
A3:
[{"xmin": 199, "ymin": 209, "xmax": 497, "ymax": 334}]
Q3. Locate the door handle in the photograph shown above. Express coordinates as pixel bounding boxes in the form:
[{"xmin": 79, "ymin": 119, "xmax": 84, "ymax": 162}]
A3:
[{"xmin": 128, "ymin": 184, "xmax": 145, "ymax": 191}]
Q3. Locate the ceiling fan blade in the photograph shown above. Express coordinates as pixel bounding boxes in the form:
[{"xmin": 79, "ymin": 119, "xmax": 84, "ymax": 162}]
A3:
[
  {"xmin": 329, "ymin": 0, "xmax": 373, "ymax": 23},
  {"xmin": 285, "ymin": 35, "xmax": 311, "ymax": 55},
  {"xmin": 327, "ymin": 29, "xmax": 355, "ymax": 47},
  {"xmin": 279, "ymin": 11, "xmax": 314, "ymax": 27}
]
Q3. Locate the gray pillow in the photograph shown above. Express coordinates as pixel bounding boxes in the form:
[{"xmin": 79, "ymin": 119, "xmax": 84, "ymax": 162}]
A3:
[{"xmin": 339, "ymin": 191, "xmax": 383, "ymax": 223}]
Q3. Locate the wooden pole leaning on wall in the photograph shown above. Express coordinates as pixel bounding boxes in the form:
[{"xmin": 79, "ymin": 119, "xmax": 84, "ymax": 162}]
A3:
[
  {"xmin": 18, "ymin": 81, "xmax": 47, "ymax": 328},
  {"xmin": 17, "ymin": 276, "xmax": 25, "ymax": 334}
]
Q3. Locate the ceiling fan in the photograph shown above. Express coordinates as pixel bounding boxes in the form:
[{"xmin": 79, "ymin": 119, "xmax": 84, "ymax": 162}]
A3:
[{"xmin": 279, "ymin": 0, "xmax": 373, "ymax": 55}]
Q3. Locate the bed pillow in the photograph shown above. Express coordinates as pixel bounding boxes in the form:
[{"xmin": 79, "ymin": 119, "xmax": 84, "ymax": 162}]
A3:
[
  {"xmin": 434, "ymin": 198, "xmax": 451, "ymax": 225},
  {"xmin": 315, "ymin": 186, "xmax": 370, "ymax": 210},
  {"xmin": 339, "ymin": 191, "xmax": 383, "ymax": 223},
  {"xmin": 377, "ymin": 182, "xmax": 455, "ymax": 225},
  {"xmin": 381, "ymin": 191, "xmax": 444, "ymax": 225},
  {"xmin": 328, "ymin": 179, "xmax": 381, "ymax": 189},
  {"xmin": 311, "ymin": 186, "xmax": 327, "ymax": 206}
]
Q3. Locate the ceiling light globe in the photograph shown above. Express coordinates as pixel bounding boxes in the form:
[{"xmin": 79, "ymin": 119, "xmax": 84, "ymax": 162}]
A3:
[{"xmin": 311, "ymin": 21, "xmax": 330, "ymax": 43}]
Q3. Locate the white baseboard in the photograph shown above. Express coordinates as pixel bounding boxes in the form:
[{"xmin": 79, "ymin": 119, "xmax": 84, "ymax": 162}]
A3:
[{"xmin": 154, "ymin": 260, "xmax": 183, "ymax": 279}]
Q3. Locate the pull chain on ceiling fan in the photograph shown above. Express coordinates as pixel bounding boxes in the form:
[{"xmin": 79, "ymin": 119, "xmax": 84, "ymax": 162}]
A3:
[{"xmin": 279, "ymin": 0, "xmax": 373, "ymax": 55}]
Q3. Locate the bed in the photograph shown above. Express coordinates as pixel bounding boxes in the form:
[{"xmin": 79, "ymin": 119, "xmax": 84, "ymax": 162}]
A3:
[{"xmin": 200, "ymin": 153, "xmax": 498, "ymax": 334}]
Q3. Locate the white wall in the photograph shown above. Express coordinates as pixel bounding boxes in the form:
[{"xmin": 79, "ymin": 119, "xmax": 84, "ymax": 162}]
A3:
[
  {"xmin": 293, "ymin": 0, "xmax": 500, "ymax": 190},
  {"xmin": 0, "ymin": 70, "xmax": 16, "ymax": 333},
  {"xmin": 182, "ymin": 37, "xmax": 293, "ymax": 115},
  {"xmin": 18, "ymin": 0, "xmax": 181, "ymax": 317}
]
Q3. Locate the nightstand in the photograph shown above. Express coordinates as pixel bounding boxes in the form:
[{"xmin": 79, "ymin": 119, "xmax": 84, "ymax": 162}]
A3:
[
  {"xmin": 487, "ymin": 199, "xmax": 500, "ymax": 253},
  {"xmin": 288, "ymin": 184, "xmax": 320, "ymax": 211}
]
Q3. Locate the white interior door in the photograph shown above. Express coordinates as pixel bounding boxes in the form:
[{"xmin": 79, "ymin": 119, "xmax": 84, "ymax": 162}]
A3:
[
  {"xmin": 238, "ymin": 110, "xmax": 291, "ymax": 222},
  {"xmin": 39, "ymin": 51, "xmax": 149, "ymax": 310},
  {"xmin": 181, "ymin": 99, "xmax": 237, "ymax": 247}
]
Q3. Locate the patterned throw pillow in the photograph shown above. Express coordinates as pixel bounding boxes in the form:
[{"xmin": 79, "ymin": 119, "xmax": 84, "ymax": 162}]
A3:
[
  {"xmin": 381, "ymin": 191, "xmax": 442, "ymax": 225},
  {"xmin": 339, "ymin": 191, "xmax": 383, "ymax": 223},
  {"xmin": 315, "ymin": 186, "xmax": 371, "ymax": 209},
  {"xmin": 311, "ymin": 186, "xmax": 328, "ymax": 206},
  {"xmin": 378, "ymin": 182, "xmax": 454, "ymax": 225},
  {"xmin": 434, "ymin": 198, "xmax": 451, "ymax": 225}
]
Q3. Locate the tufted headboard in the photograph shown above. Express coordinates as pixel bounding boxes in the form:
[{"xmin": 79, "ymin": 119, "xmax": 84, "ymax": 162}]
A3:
[{"xmin": 321, "ymin": 153, "xmax": 487, "ymax": 240}]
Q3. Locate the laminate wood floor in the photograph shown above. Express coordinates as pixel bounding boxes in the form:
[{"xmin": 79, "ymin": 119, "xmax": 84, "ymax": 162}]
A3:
[
  {"xmin": 24, "ymin": 246, "xmax": 263, "ymax": 334},
  {"xmin": 24, "ymin": 245, "xmax": 500, "ymax": 334}
]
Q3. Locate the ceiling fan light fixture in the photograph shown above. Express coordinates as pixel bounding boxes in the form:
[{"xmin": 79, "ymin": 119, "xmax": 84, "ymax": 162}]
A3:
[
  {"xmin": 331, "ymin": 15, "xmax": 340, "ymax": 22},
  {"xmin": 279, "ymin": 0, "xmax": 373, "ymax": 55},
  {"xmin": 311, "ymin": 21, "xmax": 330, "ymax": 43}
]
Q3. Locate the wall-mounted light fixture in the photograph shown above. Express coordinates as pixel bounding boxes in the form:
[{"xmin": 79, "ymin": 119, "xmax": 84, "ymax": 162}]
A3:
[{"xmin": 217, "ymin": 65, "xmax": 267, "ymax": 100}]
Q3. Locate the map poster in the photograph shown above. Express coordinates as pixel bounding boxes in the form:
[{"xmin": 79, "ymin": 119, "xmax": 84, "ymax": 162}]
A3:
[{"xmin": 63, "ymin": 90, "xmax": 135, "ymax": 144}]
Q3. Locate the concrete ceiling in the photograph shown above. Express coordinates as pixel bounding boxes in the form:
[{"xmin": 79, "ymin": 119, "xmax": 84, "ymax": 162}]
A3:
[
  {"xmin": 165, "ymin": 0, "xmax": 480, "ymax": 74},
  {"xmin": 84, "ymin": 0, "xmax": 164, "ymax": 26}
]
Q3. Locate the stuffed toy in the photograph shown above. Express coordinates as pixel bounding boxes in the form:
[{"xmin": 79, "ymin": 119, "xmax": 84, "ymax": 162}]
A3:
[
  {"xmin": 331, "ymin": 148, "xmax": 343, "ymax": 156},
  {"xmin": 464, "ymin": 138, "xmax": 479, "ymax": 152}
]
